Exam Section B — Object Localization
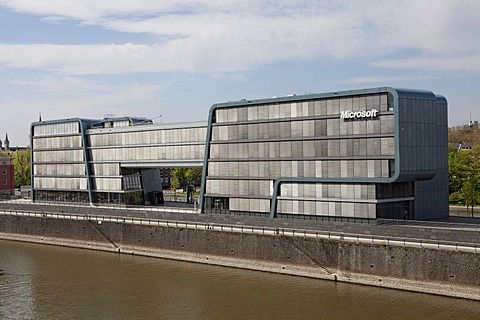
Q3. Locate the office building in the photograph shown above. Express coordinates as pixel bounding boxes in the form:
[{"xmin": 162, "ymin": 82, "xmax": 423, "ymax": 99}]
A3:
[{"xmin": 30, "ymin": 87, "xmax": 448, "ymax": 220}]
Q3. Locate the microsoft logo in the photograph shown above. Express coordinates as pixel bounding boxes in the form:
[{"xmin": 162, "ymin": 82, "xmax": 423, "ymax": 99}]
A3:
[{"xmin": 340, "ymin": 109, "xmax": 379, "ymax": 120}]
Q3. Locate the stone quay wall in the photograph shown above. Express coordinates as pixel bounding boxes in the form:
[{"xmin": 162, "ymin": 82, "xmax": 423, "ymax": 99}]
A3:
[{"xmin": 0, "ymin": 212, "xmax": 479, "ymax": 301}]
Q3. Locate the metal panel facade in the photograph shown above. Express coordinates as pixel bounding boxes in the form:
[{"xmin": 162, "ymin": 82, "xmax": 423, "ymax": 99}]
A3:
[
  {"xmin": 29, "ymin": 87, "xmax": 448, "ymax": 220},
  {"xmin": 31, "ymin": 119, "xmax": 206, "ymax": 205},
  {"xmin": 201, "ymin": 87, "xmax": 448, "ymax": 220}
]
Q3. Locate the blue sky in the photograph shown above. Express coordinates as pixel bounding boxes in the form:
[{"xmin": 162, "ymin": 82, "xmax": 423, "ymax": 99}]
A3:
[{"xmin": 1, "ymin": 0, "xmax": 479, "ymax": 146}]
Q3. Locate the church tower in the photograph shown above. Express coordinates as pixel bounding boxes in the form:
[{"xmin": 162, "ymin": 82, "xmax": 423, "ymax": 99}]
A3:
[{"xmin": 4, "ymin": 133, "xmax": 9, "ymax": 150}]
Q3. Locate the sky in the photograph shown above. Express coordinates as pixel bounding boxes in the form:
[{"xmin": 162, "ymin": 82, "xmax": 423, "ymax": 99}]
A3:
[{"xmin": 1, "ymin": 0, "xmax": 479, "ymax": 146}]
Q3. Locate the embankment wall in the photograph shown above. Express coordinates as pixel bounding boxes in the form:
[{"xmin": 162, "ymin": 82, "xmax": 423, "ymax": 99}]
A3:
[
  {"xmin": 1, "ymin": 214, "xmax": 479, "ymax": 300},
  {"xmin": 2, "ymin": 202, "xmax": 480, "ymax": 244}
]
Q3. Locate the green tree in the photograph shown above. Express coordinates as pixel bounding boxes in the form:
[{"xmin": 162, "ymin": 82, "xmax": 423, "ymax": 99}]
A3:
[
  {"xmin": 11, "ymin": 149, "xmax": 31, "ymax": 186},
  {"xmin": 185, "ymin": 167, "xmax": 203, "ymax": 184},
  {"xmin": 170, "ymin": 176, "xmax": 180, "ymax": 200},
  {"xmin": 448, "ymin": 126, "xmax": 480, "ymax": 147},
  {"xmin": 449, "ymin": 145, "xmax": 480, "ymax": 211},
  {"xmin": 172, "ymin": 168, "xmax": 187, "ymax": 182}
]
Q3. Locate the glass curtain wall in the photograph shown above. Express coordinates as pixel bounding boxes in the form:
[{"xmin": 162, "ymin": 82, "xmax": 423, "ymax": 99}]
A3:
[
  {"xmin": 32, "ymin": 121, "xmax": 90, "ymax": 204},
  {"xmin": 204, "ymin": 93, "xmax": 396, "ymax": 218}
]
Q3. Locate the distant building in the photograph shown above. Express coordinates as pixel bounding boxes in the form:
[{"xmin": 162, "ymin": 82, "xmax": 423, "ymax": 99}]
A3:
[
  {"xmin": 0, "ymin": 133, "xmax": 29, "ymax": 152},
  {"xmin": 457, "ymin": 142, "xmax": 472, "ymax": 150},
  {"xmin": 448, "ymin": 115, "xmax": 479, "ymax": 149},
  {"xmin": 0, "ymin": 155, "xmax": 14, "ymax": 198},
  {"xmin": 3, "ymin": 133, "xmax": 9, "ymax": 150},
  {"xmin": 452, "ymin": 119, "xmax": 478, "ymax": 131}
]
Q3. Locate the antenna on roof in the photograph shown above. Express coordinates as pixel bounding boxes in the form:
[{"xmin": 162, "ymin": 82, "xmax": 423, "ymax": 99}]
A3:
[
  {"xmin": 39, "ymin": 112, "xmax": 42, "ymax": 122},
  {"xmin": 468, "ymin": 112, "xmax": 474, "ymax": 128},
  {"xmin": 151, "ymin": 115, "xmax": 163, "ymax": 123}
]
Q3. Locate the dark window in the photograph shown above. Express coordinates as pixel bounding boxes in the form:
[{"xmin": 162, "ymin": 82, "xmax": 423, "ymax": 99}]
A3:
[
  {"xmin": 388, "ymin": 159, "xmax": 395, "ymax": 177},
  {"xmin": 387, "ymin": 93, "xmax": 394, "ymax": 111},
  {"xmin": 122, "ymin": 174, "xmax": 142, "ymax": 190},
  {"xmin": 204, "ymin": 196, "xmax": 229, "ymax": 214},
  {"xmin": 33, "ymin": 190, "xmax": 89, "ymax": 204}
]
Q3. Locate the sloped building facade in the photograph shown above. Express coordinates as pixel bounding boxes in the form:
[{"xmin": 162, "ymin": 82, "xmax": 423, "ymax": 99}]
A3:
[
  {"xmin": 30, "ymin": 87, "xmax": 448, "ymax": 220},
  {"xmin": 200, "ymin": 87, "xmax": 448, "ymax": 220}
]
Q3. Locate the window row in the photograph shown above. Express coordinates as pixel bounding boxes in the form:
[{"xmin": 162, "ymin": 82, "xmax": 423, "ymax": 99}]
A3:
[
  {"xmin": 34, "ymin": 164, "xmax": 86, "ymax": 176},
  {"xmin": 209, "ymin": 138, "xmax": 395, "ymax": 160},
  {"xmin": 89, "ymin": 145, "xmax": 205, "ymax": 161},
  {"xmin": 229, "ymin": 197, "xmax": 271, "ymax": 213},
  {"xmin": 215, "ymin": 94, "xmax": 389, "ymax": 123},
  {"xmin": 34, "ymin": 150, "xmax": 84, "ymax": 162},
  {"xmin": 92, "ymin": 177, "xmax": 122, "ymax": 191},
  {"xmin": 94, "ymin": 191, "xmax": 144, "ymax": 205},
  {"xmin": 92, "ymin": 163, "xmax": 120, "ymax": 176},
  {"xmin": 33, "ymin": 122, "xmax": 80, "ymax": 136},
  {"xmin": 277, "ymin": 200, "xmax": 376, "ymax": 219},
  {"xmin": 34, "ymin": 190, "xmax": 89, "ymax": 204},
  {"xmin": 206, "ymin": 179, "xmax": 272, "ymax": 197},
  {"xmin": 88, "ymin": 127, "xmax": 207, "ymax": 146},
  {"xmin": 33, "ymin": 136, "xmax": 83, "ymax": 149},
  {"xmin": 280, "ymin": 183, "xmax": 377, "ymax": 199},
  {"xmin": 208, "ymin": 159, "xmax": 392, "ymax": 179},
  {"xmin": 212, "ymin": 116, "xmax": 394, "ymax": 141},
  {"xmin": 122, "ymin": 174, "xmax": 142, "ymax": 190},
  {"xmin": 34, "ymin": 177, "xmax": 88, "ymax": 190}
]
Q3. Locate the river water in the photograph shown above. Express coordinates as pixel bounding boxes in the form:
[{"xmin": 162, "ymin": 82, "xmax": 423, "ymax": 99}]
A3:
[{"xmin": 0, "ymin": 240, "xmax": 479, "ymax": 320}]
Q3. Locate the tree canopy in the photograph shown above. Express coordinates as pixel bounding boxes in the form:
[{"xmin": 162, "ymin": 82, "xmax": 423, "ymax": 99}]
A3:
[
  {"xmin": 449, "ymin": 145, "xmax": 480, "ymax": 209},
  {"xmin": 1, "ymin": 148, "xmax": 31, "ymax": 186},
  {"xmin": 172, "ymin": 167, "xmax": 202, "ymax": 186}
]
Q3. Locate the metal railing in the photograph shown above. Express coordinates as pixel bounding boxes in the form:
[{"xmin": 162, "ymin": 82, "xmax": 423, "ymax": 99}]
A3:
[
  {"xmin": 0, "ymin": 209, "xmax": 478, "ymax": 254},
  {"xmin": 376, "ymin": 218, "xmax": 480, "ymax": 232},
  {"xmin": 1, "ymin": 199, "xmax": 480, "ymax": 232},
  {"xmin": 0, "ymin": 198, "xmax": 199, "ymax": 214}
]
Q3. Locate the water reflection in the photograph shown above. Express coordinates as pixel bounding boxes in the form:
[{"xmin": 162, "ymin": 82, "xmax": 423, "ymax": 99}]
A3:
[
  {"xmin": 0, "ymin": 239, "xmax": 479, "ymax": 320},
  {"xmin": 0, "ymin": 246, "xmax": 35, "ymax": 320}
]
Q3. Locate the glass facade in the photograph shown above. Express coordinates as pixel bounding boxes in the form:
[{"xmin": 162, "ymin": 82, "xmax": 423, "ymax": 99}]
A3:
[
  {"xmin": 30, "ymin": 87, "xmax": 448, "ymax": 220},
  {"xmin": 33, "ymin": 122, "xmax": 80, "ymax": 136},
  {"xmin": 31, "ymin": 120, "xmax": 206, "ymax": 205},
  {"xmin": 203, "ymin": 94, "xmax": 395, "ymax": 218},
  {"xmin": 31, "ymin": 120, "xmax": 88, "ymax": 202},
  {"xmin": 202, "ymin": 88, "xmax": 448, "ymax": 220}
]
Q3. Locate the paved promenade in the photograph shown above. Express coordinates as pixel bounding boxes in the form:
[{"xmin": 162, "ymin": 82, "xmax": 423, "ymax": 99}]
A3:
[{"xmin": 1, "ymin": 200, "xmax": 480, "ymax": 246}]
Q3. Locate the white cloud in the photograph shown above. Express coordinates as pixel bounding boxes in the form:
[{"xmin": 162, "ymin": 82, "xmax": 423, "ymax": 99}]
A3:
[
  {"xmin": 2, "ymin": 81, "xmax": 169, "ymax": 119},
  {"xmin": 0, "ymin": 9, "xmax": 363, "ymax": 75},
  {"xmin": 0, "ymin": 73, "xmax": 176, "ymax": 145},
  {"xmin": 3, "ymin": 0, "xmax": 479, "ymax": 146},
  {"xmin": 372, "ymin": 53, "xmax": 480, "ymax": 73},
  {"xmin": 340, "ymin": 75, "xmax": 434, "ymax": 85},
  {"xmin": 10, "ymin": 75, "xmax": 108, "ymax": 93},
  {"xmin": 0, "ymin": 0, "xmax": 479, "ymax": 75}
]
